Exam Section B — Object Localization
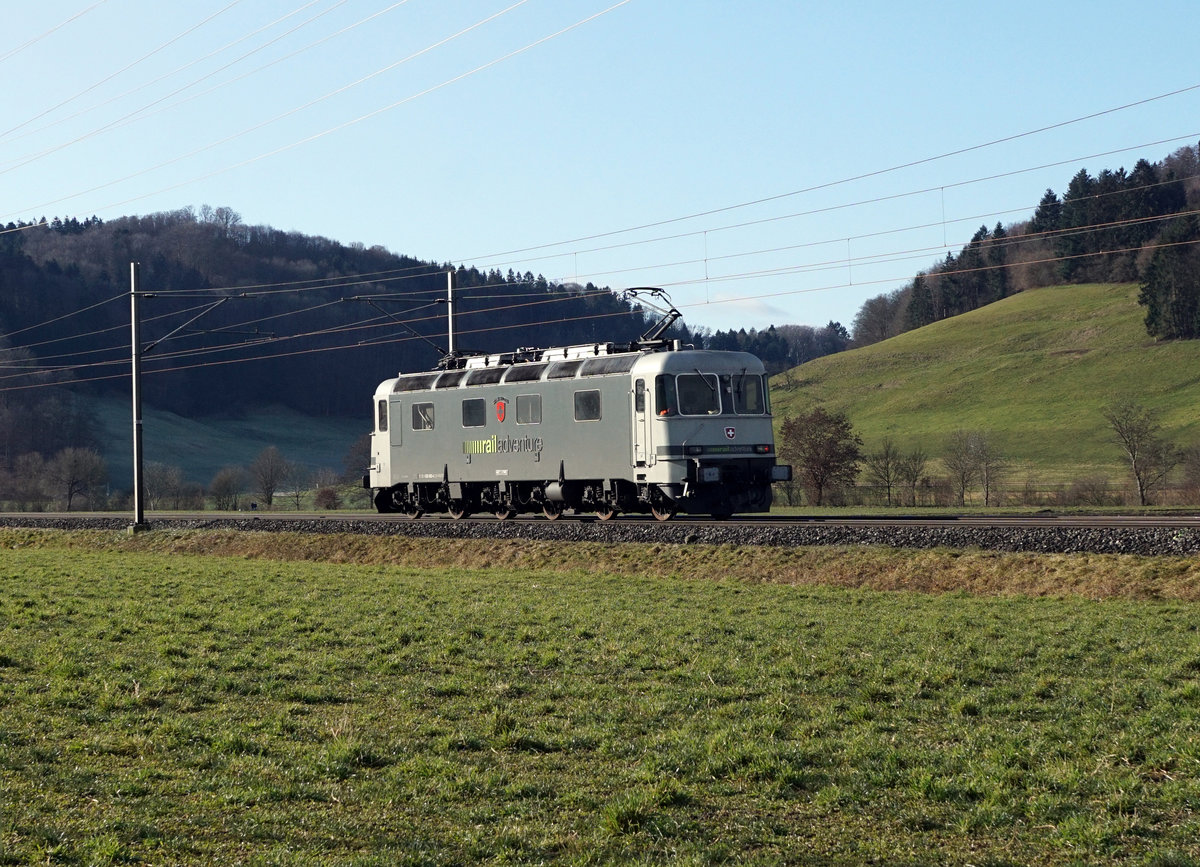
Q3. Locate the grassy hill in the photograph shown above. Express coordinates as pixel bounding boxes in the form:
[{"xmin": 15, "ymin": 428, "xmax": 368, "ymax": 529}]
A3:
[{"xmin": 770, "ymin": 283, "xmax": 1200, "ymax": 487}]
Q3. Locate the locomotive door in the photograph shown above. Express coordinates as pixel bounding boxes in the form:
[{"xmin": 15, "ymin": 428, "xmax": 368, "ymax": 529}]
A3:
[
  {"xmin": 384, "ymin": 398, "xmax": 402, "ymax": 477},
  {"xmin": 633, "ymin": 379, "xmax": 649, "ymax": 466},
  {"xmin": 388, "ymin": 399, "xmax": 402, "ymax": 447}
]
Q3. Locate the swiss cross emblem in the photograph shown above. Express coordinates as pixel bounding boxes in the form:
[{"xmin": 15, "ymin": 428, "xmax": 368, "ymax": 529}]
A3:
[
  {"xmin": 495, "ymin": 399, "xmax": 507, "ymax": 423},
  {"xmin": 724, "ymin": 426, "xmax": 736, "ymax": 440}
]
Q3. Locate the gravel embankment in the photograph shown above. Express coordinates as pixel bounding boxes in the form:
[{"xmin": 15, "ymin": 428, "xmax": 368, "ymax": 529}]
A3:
[{"xmin": 2, "ymin": 514, "xmax": 1199, "ymax": 556}]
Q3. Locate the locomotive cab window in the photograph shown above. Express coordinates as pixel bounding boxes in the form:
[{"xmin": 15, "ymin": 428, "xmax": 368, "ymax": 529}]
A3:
[
  {"xmin": 411, "ymin": 402, "xmax": 434, "ymax": 431},
  {"xmin": 676, "ymin": 373, "xmax": 721, "ymax": 415},
  {"xmin": 725, "ymin": 373, "xmax": 765, "ymax": 414},
  {"xmin": 516, "ymin": 394, "xmax": 542, "ymax": 425},
  {"xmin": 377, "ymin": 399, "xmax": 388, "ymax": 432},
  {"xmin": 573, "ymin": 389, "xmax": 601, "ymax": 422},
  {"xmin": 655, "ymin": 375, "xmax": 677, "ymax": 416},
  {"xmin": 462, "ymin": 398, "xmax": 486, "ymax": 428}
]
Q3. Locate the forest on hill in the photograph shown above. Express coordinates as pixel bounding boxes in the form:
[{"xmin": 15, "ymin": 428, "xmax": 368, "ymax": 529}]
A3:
[
  {"xmin": 849, "ymin": 143, "xmax": 1200, "ymax": 346},
  {"xmin": 0, "ymin": 206, "xmax": 850, "ymax": 462}
]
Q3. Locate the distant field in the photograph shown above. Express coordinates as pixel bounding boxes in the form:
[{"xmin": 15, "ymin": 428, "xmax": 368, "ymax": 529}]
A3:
[
  {"xmin": 85, "ymin": 397, "xmax": 366, "ymax": 486},
  {"xmin": 772, "ymin": 283, "xmax": 1200, "ymax": 486},
  {"xmin": 2, "ymin": 529, "xmax": 1199, "ymax": 864}
]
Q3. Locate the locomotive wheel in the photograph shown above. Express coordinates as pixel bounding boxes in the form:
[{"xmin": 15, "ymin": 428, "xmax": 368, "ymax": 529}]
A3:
[
  {"xmin": 448, "ymin": 501, "xmax": 469, "ymax": 520},
  {"xmin": 651, "ymin": 503, "xmax": 677, "ymax": 522},
  {"xmin": 542, "ymin": 502, "xmax": 563, "ymax": 521},
  {"xmin": 494, "ymin": 508, "xmax": 517, "ymax": 520},
  {"xmin": 403, "ymin": 506, "xmax": 424, "ymax": 519},
  {"xmin": 594, "ymin": 503, "xmax": 617, "ymax": 521}
]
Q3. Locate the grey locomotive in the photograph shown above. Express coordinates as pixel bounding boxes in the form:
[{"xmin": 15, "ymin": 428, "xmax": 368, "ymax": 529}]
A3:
[{"xmin": 364, "ymin": 331, "xmax": 792, "ymax": 520}]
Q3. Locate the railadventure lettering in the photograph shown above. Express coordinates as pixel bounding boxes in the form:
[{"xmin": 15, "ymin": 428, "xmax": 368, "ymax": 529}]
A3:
[{"xmin": 462, "ymin": 434, "xmax": 544, "ymax": 457}]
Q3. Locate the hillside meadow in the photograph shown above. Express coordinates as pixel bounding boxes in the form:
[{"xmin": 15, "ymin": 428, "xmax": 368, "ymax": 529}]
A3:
[
  {"xmin": 771, "ymin": 283, "xmax": 1200, "ymax": 488},
  {"xmin": 3, "ymin": 528, "xmax": 1200, "ymax": 864}
]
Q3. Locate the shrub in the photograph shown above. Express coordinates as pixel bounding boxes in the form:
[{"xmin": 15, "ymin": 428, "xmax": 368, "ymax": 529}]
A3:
[{"xmin": 314, "ymin": 487, "xmax": 342, "ymax": 510}]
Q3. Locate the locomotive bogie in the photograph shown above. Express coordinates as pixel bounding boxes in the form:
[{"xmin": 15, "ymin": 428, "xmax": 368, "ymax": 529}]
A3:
[{"xmin": 366, "ymin": 345, "xmax": 791, "ymax": 520}]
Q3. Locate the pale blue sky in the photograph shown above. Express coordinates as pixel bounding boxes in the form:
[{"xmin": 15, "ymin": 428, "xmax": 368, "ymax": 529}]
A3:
[{"xmin": 3, "ymin": 1, "xmax": 1197, "ymax": 333}]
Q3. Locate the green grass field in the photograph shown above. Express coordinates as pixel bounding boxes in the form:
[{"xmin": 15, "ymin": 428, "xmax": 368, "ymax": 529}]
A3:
[
  {"xmin": 3, "ymin": 529, "xmax": 1200, "ymax": 864},
  {"xmin": 85, "ymin": 398, "xmax": 366, "ymax": 488},
  {"xmin": 771, "ymin": 283, "xmax": 1200, "ymax": 486}
]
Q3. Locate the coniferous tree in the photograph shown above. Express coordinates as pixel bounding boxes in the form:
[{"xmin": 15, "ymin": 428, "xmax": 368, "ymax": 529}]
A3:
[
  {"xmin": 903, "ymin": 274, "xmax": 935, "ymax": 330},
  {"xmin": 1139, "ymin": 215, "xmax": 1200, "ymax": 340},
  {"xmin": 984, "ymin": 222, "xmax": 1010, "ymax": 302},
  {"xmin": 1029, "ymin": 189, "xmax": 1061, "ymax": 235},
  {"xmin": 1057, "ymin": 169, "xmax": 1096, "ymax": 279}
]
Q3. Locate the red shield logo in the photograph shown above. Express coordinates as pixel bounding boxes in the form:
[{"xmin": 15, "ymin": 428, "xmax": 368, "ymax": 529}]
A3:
[
  {"xmin": 725, "ymin": 426, "xmax": 736, "ymax": 440},
  {"xmin": 495, "ymin": 400, "xmax": 507, "ymax": 423}
]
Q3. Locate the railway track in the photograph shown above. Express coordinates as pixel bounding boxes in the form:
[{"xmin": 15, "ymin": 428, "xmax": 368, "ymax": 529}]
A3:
[{"xmin": 2, "ymin": 510, "xmax": 1199, "ymax": 555}]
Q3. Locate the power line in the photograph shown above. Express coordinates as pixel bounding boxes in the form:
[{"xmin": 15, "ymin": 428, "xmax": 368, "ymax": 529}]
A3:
[
  {"xmin": 0, "ymin": 0, "xmax": 349, "ymax": 166},
  {"xmin": 0, "ymin": 1, "xmax": 110, "ymax": 67},
  {"xmin": 4, "ymin": 189, "xmax": 1196, "ymax": 377},
  {"xmin": 0, "ymin": 1, "xmax": 246, "ymax": 141},
  {"xmin": 463, "ymin": 84, "xmax": 1200, "ymax": 264},
  {"xmin": 0, "ymin": 0, "xmax": 627, "ymax": 221},
  {"xmin": 4, "ymin": 224, "xmax": 1198, "ymax": 397}
]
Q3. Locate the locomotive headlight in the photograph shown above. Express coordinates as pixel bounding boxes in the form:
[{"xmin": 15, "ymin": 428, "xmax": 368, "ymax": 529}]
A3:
[
  {"xmin": 685, "ymin": 445, "xmax": 705, "ymax": 456},
  {"xmin": 754, "ymin": 444, "xmax": 772, "ymax": 454}
]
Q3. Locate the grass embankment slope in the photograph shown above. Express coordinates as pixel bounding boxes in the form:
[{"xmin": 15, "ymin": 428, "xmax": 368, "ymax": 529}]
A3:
[
  {"xmin": 3, "ymin": 529, "xmax": 1200, "ymax": 864},
  {"xmin": 772, "ymin": 283, "xmax": 1200, "ymax": 484}
]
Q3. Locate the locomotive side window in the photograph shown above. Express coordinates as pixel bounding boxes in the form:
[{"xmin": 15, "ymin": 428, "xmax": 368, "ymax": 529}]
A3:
[
  {"xmin": 727, "ymin": 373, "xmax": 765, "ymax": 414},
  {"xmin": 573, "ymin": 389, "xmax": 601, "ymax": 421},
  {"xmin": 634, "ymin": 379, "xmax": 646, "ymax": 413},
  {"xmin": 412, "ymin": 402, "xmax": 434, "ymax": 431},
  {"xmin": 676, "ymin": 373, "xmax": 721, "ymax": 415},
  {"xmin": 377, "ymin": 399, "xmax": 388, "ymax": 432},
  {"xmin": 655, "ymin": 375, "xmax": 677, "ymax": 416},
  {"xmin": 462, "ymin": 398, "xmax": 486, "ymax": 428},
  {"xmin": 516, "ymin": 394, "xmax": 541, "ymax": 425}
]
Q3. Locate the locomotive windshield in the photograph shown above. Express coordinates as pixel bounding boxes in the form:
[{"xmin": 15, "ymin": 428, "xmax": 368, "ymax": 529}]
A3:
[
  {"xmin": 655, "ymin": 372, "xmax": 767, "ymax": 416},
  {"xmin": 725, "ymin": 373, "xmax": 766, "ymax": 414},
  {"xmin": 676, "ymin": 373, "xmax": 720, "ymax": 415}
]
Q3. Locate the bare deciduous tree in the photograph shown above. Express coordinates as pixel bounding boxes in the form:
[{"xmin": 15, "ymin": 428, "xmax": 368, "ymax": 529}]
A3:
[
  {"xmin": 250, "ymin": 446, "xmax": 290, "ymax": 508},
  {"xmin": 896, "ymin": 446, "xmax": 929, "ymax": 507},
  {"xmin": 210, "ymin": 466, "xmax": 245, "ymax": 511},
  {"xmin": 7, "ymin": 452, "xmax": 50, "ymax": 511},
  {"xmin": 145, "ymin": 461, "xmax": 184, "ymax": 510},
  {"xmin": 1103, "ymin": 397, "xmax": 1178, "ymax": 506},
  {"xmin": 1181, "ymin": 445, "xmax": 1200, "ymax": 504},
  {"xmin": 46, "ymin": 447, "xmax": 107, "ymax": 511},
  {"xmin": 974, "ymin": 434, "xmax": 1009, "ymax": 507},
  {"xmin": 943, "ymin": 430, "xmax": 980, "ymax": 507},
  {"xmin": 942, "ymin": 432, "xmax": 1009, "ymax": 507},
  {"xmin": 286, "ymin": 463, "xmax": 311, "ymax": 511},
  {"xmin": 863, "ymin": 438, "xmax": 902, "ymax": 505}
]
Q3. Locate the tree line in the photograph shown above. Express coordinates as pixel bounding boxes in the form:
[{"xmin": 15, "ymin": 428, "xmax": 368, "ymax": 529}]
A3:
[
  {"xmin": 0, "ymin": 437, "xmax": 371, "ymax": 513},
  {"xmin": 776, "ymin": 400, "xmax": 1200, "ymax": 509},
  {"xmin": 850, "ymin": 143, "xmax": 1200, "ymax": 347}
]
